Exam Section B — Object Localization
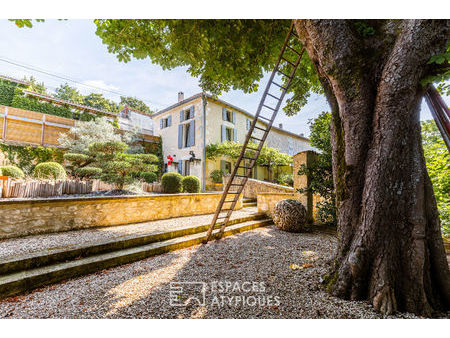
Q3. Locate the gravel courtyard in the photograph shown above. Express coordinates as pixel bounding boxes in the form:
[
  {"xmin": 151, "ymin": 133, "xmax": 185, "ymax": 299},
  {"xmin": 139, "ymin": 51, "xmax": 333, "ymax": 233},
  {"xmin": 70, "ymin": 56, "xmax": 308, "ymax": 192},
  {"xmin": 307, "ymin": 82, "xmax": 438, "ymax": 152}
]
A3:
[{"xmin": 0, "ymin": 226, "xmax": 422, "ymax": 319}]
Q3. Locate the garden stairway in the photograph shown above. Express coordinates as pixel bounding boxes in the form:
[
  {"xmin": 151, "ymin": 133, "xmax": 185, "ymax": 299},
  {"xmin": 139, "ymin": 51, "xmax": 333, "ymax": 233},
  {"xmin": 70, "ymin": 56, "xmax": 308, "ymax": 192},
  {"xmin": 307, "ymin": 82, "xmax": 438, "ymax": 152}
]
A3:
[{"xmin": 0, "ymin": 209, "xmax": 271, "ymax": 299}]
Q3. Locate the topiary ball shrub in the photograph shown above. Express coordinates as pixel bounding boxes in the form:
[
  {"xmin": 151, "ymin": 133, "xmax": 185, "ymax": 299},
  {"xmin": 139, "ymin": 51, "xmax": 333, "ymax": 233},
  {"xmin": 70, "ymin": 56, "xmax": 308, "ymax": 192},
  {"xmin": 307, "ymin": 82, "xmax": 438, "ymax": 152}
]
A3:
[
  {"xmin": 33, "ymin": 162, "xmax": 66, "ymax": 180},
  {"xmin": 273, "ymin": 199, "xmax": 309, "ymax": 233},
  {"xmin": 0, "ymin": 165, "xmax": 25, "ymax": 179},
  {"xmin": 140, "ymin": 171, "xmax": 157, "ymax": 183},
  {"xmin": 182, "ymin": 175, "xmax": 200, "ymax": 193},
  {"xmin": 161, "ymin": 172, "xmax": 183, "ymax": 193}
]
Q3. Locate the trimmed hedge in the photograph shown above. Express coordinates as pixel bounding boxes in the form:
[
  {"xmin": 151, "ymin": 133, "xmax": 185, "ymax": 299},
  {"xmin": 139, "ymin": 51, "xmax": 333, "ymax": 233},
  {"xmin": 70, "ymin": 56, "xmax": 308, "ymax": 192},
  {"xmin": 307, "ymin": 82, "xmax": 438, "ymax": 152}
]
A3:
[
  {"xmin": 182, "ymin": 175, "xmax": 200, "ymax": 193},
  {"xmin": 0, "ymin": 165, "xmax": 25, "ymax": 179},
  {"xmin": 33, "ymin": 162, "xmax": 66, "ymax": 180},
  {"xmin": 140, "ymin": 171, "xmax": 157, "ymax": 183},
  {"xmin": 161, "ymin": 172, "xmax": 183, "ymax": 193}
]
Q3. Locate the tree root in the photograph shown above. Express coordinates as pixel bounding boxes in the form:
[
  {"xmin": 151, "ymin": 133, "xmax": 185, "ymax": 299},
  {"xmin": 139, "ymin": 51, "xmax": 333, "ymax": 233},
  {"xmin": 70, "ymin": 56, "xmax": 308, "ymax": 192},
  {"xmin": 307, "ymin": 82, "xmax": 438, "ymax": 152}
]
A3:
[{"xmin": 373, "ymin": 285, "xmax": 397, "ymax": 316}]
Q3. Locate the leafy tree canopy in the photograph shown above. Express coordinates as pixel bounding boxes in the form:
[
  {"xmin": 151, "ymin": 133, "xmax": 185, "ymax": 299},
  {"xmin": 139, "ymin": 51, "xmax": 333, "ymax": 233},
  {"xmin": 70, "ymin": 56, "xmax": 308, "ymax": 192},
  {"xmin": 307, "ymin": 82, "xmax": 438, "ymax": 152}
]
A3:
[
  {"xmin": 83, "ymin": 93, "xmax": 119, "ymax": 113},
  {"xmin": 94, "ymin": 19, "xmax": 322, "ymax": 116},
  {"xmin": 24, "ymin": 76, "xmax": 47, "ymax": 94},
  {"xmin": 120, "ymin": 96, "xmax": 152, "ymax": 114},
  {"xmin": 55, "ymin": 83, "xmax": 84, "ymax": 104}
]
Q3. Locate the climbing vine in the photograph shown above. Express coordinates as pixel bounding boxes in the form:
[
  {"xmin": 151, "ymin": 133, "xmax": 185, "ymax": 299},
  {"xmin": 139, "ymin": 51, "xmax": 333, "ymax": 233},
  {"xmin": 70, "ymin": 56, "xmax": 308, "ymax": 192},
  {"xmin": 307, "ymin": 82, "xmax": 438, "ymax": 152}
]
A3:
[{"xmin": 0, "ymin": 143, "xmax": 64, "ymax": 174}]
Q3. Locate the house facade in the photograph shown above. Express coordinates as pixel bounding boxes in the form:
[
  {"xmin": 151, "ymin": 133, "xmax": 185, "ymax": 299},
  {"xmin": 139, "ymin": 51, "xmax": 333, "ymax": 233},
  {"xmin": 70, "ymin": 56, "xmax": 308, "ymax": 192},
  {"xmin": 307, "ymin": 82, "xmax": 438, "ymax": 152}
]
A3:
[{"xmin": 152, "ymin": 92, "xmax": 312, "ymax": 191}]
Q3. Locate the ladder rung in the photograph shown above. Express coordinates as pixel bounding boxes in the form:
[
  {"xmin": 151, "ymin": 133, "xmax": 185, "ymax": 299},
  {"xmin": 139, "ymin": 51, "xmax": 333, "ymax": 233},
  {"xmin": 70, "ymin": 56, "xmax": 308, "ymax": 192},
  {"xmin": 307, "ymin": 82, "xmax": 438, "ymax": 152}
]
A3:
[
  {"xmin": 267, "ymin": 93, "xmax": 281, "ymax": 100},
  {"xmin": 286, "ymin": 45, "xmax": 301, "ymax": 55},
  {"xmin": 234, "ymin": 174, "xmax": 247, "ymax": 178},
  {"xmin": 224, "ymin": 200, "xmax": 237, "ymax": 203},
  {"xmin": 277, "ymin": 70, "xmax": 290, "ymax": 78},
  {"xmin": 281, "ymin": 57, "xmax": 295, "ymax": 67},
  {"xmin": 229, "ymin": 183, "xmax": 244, "ymax": 186},
  {"xmin": 253, "ymin": 125, "xmax": 268, "ymax": 132},
  {"xmin": 271, "ymin": 82, "xmax": 287, "ymax": 90},
  {"xmin": 250, "ymin": 136, "xmax": 263, "ymax": 142},
  {"xmin": 257, "ymin": 115, "xmax": 272, "ymax": 122},
  {"xmin": 242, "ymin": 156, "xmax": 256, "ymax": 160},
  {"xmin": 290, "ymin": 29, "xmax": 299, "ymax": 38},
  {"xmin": 220, "ymin": 208, "xmax": 233, "ymax": 212},
  {"xmin": 246, "ymin": 146, "xmax": 259, "ymax": 151},
  {"xmin": 262, "ymin": 104, "xmax": 276, "ymax": 111},
  {"xmin": 217, "ymin": 215, "xmax": 229, "ymax": 219},
  {"xmin": 238, "ymin": 166, "xmax": 252, "ymax": 169}
]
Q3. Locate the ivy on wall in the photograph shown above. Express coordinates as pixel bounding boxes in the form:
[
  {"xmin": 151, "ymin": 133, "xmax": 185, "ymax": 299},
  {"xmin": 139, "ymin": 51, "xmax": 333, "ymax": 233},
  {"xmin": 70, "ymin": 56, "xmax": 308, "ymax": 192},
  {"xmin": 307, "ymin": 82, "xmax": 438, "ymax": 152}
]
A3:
[
  {"xmin": 0, "ymin": 80, "xmax": 18, "ymax": 106},
  {"xmin": 0, "ymin": 143, "xmax": 64, "ymax": 174},
  {"xmin": 0, "ymin": 81, "xmax": 97, "ymax": 121}
]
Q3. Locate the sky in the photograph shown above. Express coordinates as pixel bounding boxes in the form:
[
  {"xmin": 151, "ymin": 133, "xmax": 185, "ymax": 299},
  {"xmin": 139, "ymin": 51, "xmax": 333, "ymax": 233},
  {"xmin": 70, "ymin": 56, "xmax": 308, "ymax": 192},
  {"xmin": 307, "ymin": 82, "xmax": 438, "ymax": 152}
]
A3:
[{"xmin": 0, "ymin": 19, "xmax": 446, "ymax": 137}]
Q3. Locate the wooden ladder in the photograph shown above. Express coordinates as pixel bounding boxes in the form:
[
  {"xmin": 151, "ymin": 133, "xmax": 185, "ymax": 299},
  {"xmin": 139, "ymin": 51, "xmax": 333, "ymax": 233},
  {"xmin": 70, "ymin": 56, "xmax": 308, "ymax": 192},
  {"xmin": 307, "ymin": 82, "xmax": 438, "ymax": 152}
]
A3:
[
  {"xmin": 204, "ymin": 23, "xmax": 305, "ymax": 243},
  {"xmin": 424, "ymin": 84, "xmax": 450, "ymax": 152}
]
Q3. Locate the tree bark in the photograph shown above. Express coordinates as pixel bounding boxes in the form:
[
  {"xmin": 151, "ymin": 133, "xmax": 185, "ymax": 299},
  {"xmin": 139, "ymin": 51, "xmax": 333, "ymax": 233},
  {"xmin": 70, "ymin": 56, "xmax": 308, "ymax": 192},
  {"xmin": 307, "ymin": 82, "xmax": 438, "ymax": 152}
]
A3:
[{"xmin": 294, "ymin": 19, "xmax": 450, "ymax": 316}]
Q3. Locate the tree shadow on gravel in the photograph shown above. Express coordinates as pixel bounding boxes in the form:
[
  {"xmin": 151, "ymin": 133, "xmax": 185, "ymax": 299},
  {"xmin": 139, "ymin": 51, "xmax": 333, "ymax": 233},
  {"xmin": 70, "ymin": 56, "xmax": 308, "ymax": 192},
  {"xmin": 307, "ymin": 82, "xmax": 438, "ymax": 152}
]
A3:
[{"xmin": 102, "ymin": 226, "xmax": 351, "ymax": 319}]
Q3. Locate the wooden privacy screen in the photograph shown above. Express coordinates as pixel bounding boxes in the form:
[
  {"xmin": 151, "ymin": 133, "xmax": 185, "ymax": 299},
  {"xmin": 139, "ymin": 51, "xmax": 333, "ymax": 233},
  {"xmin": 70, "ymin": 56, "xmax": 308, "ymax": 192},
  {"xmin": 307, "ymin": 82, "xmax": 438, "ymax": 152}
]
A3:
[{"xmin": 0, "ymin": 105, "xmax": 74, "ymax": 146}]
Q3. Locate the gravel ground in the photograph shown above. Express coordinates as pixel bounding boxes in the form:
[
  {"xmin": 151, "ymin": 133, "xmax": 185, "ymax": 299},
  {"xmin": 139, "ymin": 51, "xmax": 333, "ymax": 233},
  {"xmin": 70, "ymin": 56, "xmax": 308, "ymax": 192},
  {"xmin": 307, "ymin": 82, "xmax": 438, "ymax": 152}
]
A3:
[
  {"xmin": 0, "ymin": 226, "xmax": 427, "ymax": 319},
  {"xmin": 0, "ymin": 207, "xmax": 261, "ymax": 259}
]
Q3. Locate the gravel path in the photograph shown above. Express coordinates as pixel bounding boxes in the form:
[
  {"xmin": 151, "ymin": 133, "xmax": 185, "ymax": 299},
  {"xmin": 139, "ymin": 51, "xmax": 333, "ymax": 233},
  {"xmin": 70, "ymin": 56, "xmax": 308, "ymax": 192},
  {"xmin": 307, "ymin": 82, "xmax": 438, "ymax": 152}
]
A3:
[
  {"xmin": 0, "ymin": 207, "xmax": 261, "ymax": 259},
  {"xmin": 0, "ymin": 226, "xmax": 425, "ymax": 318}
]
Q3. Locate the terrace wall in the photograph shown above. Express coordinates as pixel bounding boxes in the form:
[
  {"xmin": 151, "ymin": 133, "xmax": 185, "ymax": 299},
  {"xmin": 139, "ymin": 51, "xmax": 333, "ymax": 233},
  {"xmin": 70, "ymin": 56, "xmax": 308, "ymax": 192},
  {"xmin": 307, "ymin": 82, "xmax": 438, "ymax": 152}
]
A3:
[{"xmin": 0, "ymin": 192, "xmax": 243, "ymax": 240}]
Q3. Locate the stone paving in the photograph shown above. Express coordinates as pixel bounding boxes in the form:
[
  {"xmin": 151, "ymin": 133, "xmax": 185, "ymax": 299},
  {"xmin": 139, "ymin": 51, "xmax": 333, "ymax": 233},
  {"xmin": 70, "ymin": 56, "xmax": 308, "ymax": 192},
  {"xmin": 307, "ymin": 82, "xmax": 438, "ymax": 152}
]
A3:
[{"xmin": 0, "ymin": 207, "xmax": 261, "ymax": 259}]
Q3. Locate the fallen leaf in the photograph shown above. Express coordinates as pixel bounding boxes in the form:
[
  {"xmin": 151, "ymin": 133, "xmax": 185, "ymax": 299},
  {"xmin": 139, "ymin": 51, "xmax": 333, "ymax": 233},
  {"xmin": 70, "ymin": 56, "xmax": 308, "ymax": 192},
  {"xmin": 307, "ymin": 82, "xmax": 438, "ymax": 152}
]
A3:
[
  {"xmin": 303, "ymin": 264, "xmax": 314, "ymax": 268},
  {"xmin": 289, "ymin": 263, "xmax": 303, "ymax": 270}
]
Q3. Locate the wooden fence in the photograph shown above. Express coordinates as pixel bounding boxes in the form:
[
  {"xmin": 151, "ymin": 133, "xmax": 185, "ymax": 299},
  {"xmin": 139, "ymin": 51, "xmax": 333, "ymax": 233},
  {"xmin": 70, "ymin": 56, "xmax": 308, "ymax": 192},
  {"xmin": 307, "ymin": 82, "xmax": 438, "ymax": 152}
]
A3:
[
  {"xmin": 0, "ymin": 179, "xmax": 114, "ymax": 198},
  {"xmin": 0, "ymin": 105, "xmax": 160, "ymax": 147}
]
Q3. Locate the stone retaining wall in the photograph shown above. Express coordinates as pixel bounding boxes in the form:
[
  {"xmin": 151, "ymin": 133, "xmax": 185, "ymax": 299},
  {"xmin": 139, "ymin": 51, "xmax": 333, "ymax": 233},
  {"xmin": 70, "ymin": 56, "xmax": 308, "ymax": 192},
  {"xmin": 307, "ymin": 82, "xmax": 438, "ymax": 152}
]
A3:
[
  {"xmin": 223, "ymin": 175, "xmax": 294, "ymax": 199},
  {"xmin": 257, "ymin": 192, "xmax": 296, "ymax": 217},
  {"xmin": 0, "ymin": 193, "xmax": 243, "ymax": 239}
]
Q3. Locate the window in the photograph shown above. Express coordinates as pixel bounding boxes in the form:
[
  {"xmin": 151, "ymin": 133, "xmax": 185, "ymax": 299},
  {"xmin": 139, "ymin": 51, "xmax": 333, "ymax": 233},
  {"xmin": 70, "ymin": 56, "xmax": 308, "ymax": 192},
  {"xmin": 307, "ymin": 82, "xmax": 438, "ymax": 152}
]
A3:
[
  {"xmin": 246, "ymin": 119, "xmax": 251, "ymax": 130},
  {"xmin": 160, "ymin": 115, "xmax": 172, "ymax": 129},
  {"xmin": 184, "ymin": 123, "xmax": 191, "ymax": 148},
  {"xmin": 222, "ymin": 107, "xmax": 235, "ymax": 123},
  {"xmin": 178, "ymin": 120, "xmax": 195, "ymax": 149},
  {"xmin": 226, "ymin": 127, "xmax": 233, "ymax": 141},
  {"xmin": 221, "ymin": 125, "xmax": 237, "ymax": 142},
  {"xmin": 180, "ymin": 106, "xmax": 194, "ymax": 122},
  {"xmin": 220, "ymin": 160, "xmax": 232, "ymax": 174}
]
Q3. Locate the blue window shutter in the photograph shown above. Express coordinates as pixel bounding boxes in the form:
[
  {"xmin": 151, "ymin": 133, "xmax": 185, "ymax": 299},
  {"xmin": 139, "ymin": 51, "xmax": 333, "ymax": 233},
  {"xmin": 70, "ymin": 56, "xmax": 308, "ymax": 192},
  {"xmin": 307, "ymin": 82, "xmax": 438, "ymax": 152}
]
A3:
[
  {"xmin": 160, "ymin": 119, "xmax": 163, "ymax": 129},
  {"xmin": 178, "ymin": 160, "xmax": 183, "ymax": 175},
  {"xmin": 180, "ymin": 110, "xmax": 184, "ymax": 122},
  {"xmin": 222, "ymin": 107, "xmax": 227, "ymax": 121},
  {"xmin": 178, "ymin": 124, "xmax": 183, "ymax": 149},
  {"xmin": 190, "ymin": 106, "xmax": 194, "ymax": 119},
  {"xmin": 221, "ymin": 125, "xmax": 226, "ymax": 143},
  {"xmin": 247, "ymin": 119, "xmax": 250, "ymax": 130},
  {"xmin": 233, "ymin": 128, "xmax": 237, "ymax": 142},
  {"xmin": 232, "ymin": 111, "xmax": 236, "ymax": 124},
  {"xmin": 189, "ymin": 120, "xmax": 195, "ymax": 146},
  {"xmin": 168, "ymin": 115, "xmax": 172, "ymax": 126}
]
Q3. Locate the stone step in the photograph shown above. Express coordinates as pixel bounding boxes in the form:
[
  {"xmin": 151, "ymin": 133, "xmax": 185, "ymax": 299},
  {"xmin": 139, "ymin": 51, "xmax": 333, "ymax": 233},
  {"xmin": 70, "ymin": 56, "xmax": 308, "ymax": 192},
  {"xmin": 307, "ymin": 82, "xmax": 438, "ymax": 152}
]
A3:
[
  {"xmin": 0, "ymin": 214, "xmax": 266, "ymax": 275},
  {"xmin": 0, "ymin": 219, "xmax": 273, "ymax": 299}
]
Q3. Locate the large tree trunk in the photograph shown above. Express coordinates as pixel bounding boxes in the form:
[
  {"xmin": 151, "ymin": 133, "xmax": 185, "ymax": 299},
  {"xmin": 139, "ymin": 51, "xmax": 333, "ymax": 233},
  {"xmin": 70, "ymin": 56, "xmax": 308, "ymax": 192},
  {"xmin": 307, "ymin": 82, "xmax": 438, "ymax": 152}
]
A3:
[{"xmin": 294, "ymin": 19, "xmax": 450, "ymax": 316}]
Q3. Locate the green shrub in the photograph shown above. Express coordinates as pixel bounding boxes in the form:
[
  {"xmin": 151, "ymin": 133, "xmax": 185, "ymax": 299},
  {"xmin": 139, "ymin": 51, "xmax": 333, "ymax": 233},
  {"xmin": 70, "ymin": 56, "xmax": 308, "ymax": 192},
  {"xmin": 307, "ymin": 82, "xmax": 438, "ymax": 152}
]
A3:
[
  {"xmin": 210, "ymin": 169, "xmax": 224, "ymax": 183},
  {"xmin": 76, "ymin": 167, "xmax": 102, "ymax": 179},
  {"xmin": 277, "ymin": 173, "xmax": 294, "ymax": 186},
  {"xmin": 182, "ymin": 175, "xmax": 200, "ymax": 193},
  {"xmin": 33, "ymin": 162, "xmax": 66, "ymax": 180},
  {"xmin": 0, "ymin": 165, "xmax": 25, "ymax": 179},
  {"xmin": 161, "ymin": 172, "xmax": 183, "ymax": 193},
  {"xmin": 140, "ymin": 171, "xmax": 157, "ymax": 183}
]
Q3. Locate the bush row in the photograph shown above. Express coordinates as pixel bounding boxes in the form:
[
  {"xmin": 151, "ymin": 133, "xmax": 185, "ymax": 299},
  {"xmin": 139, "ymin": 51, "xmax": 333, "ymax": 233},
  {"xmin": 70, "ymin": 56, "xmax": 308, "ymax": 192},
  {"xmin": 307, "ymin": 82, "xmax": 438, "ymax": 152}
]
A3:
[{"xmin": 161, "ymin": 173, "xmax": 200, "ymax": 193}]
